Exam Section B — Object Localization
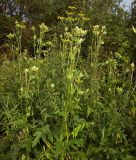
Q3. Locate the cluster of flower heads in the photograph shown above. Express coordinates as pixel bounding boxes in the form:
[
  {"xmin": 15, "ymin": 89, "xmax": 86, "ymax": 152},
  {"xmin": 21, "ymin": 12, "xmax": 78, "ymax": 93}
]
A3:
[
  {"xmin": 39, "ymin": 23, "xmax": 49, "ymax": 32},
  {"xmin": 61, "ymin": 26, "xmax": 87, "ymax": 45},
  {"xmin": 58, "ymin": 5, "xmax": 90, "ymax": 23},
  {"xmin": 31, "ymin": 23, "xmax": 49, "ymax": 33},
  {"xmin": 93, "ymin": 25, "xmax": 106, "ymax": 36},
  {"xmin": 105, "ymin": 58, "xmax": 117, "ymax": 66},
  {"xmin": 73, "ymin": 26, "xmax": 87, "ymax": 37},
  {"xmin": 7, "ymin": 33, "xmax": 15, "ymax": 39},
  {"xmin": 68, "ymin": 6, "xmax": 77, "ymax": 10},
  {"xmin": 24, "ymin": 66, "xmax": 39, "ymax": 74},
  {"xmin": 7, "ymin": 21, "xmax": 26, "ymax": 39},
  {"xmin": 15, "ymin": 20, "xmax": 26, "ymax": 29},
  {"xmin": 131, "ymin": 62, "xmax": 135, "ymax": 68}
]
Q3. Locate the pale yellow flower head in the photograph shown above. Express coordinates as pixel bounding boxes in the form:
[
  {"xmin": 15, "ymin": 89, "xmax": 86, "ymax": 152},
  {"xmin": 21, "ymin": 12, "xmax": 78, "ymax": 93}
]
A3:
[
  {"xmin": 132, "ymin": 26, "xmax": 136, "ymax": 33},
  {"xmin": 39, "ymin": 23, "xmax": 49, "ymax": 32},
  {"xmin": 31, "ymin": 66, "xmax": 39, "ymax": 72}
]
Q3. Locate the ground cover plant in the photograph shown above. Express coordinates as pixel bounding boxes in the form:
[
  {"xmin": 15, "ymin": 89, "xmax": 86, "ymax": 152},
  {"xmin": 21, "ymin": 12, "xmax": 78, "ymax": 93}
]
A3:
[{"xmin": 0, "ymin": 6, "xmax": 136, "ymax": 160}]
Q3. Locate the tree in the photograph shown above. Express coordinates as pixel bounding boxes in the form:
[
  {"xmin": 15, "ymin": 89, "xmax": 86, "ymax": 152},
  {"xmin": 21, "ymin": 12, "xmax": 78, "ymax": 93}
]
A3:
[
  {"xmin": 131, "ymin": 0, "xmax": 136, "ymax": 26},
  {"xmin": 88, "ymin": 0, "xmax": 129, "ymax": 53},
  {"xmin": 128, "ymin": 0, "xmax": 136, "ymax": 64}
]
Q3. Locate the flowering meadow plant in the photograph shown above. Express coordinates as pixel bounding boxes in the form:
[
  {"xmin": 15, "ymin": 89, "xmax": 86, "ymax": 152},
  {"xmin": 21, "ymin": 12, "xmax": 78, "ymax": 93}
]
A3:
[{"xmin": 0, "ymin": 10, "xmax": 136, "ymax": 160}]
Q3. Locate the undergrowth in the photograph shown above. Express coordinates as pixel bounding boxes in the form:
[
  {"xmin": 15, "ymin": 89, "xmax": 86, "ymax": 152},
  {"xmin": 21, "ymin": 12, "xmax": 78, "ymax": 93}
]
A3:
[{"xmin": 0, "ymin": 9, "xmax": 136, "ymax": 160}]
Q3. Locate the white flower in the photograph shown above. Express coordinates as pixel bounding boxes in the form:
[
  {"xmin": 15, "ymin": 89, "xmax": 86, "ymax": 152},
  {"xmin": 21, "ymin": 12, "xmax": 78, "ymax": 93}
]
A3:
[
  {"xmin": 33, "ymin": 34, "xmax": 36, "ymax": 40},
  {"xmin": 50, "ymin": 83, "xmax": 55, "ymax": 88},
  {"xmin": 91, "ymin": 63, "xmax": 94, "ymax": 67},
  {"xmin": 31, "ymin": 66, "xmax": 39, "ymax": 72},
  {"xmin": 7, "ymin": 33, "xmax": 15, "ymax": 39},
  {"xmin": 24, "ymin": 68, "xmax": 29, "ymax": 73},
  {"xmin": 131, "ymin": 62, "xmax": 135, "ymax": 68},
  {"xmin": 78, "ymin": 90, "xmax": 84, "ymax": 95},
  {"xmin": 93, "ymin": 25, "xmax": 100, "ymax": 35},
  {"xmin": 102, "ymin": 26, "xmax": 106, "ymax": 35},
  {"xmin": 93, "ymin": 25, "xmax": 106, "ymax": 35},
  {"xmin": 65, "ymin": 27, "xmax": 69, "ymax": 32},
  {"xmin": 31, "ymin": 26, "xmax": 35, "ymax": 31},
  {"xmin": 20, "ymin": 87, "xmax": 24, "ymax": 92},
  {"xmin": 77, "ymin": 38, "xmax": 84, "ymax": 44},
  {"xmin": 94, "ymin": 25, "xmax": 99, "ymax": 29},
  {"xmin": 79, "ymin": 72, "xmax": 84, "ymax": 78},
  {"xmin": 74, "ymin": 26, "xmax": 87, "ymax": 36},
  {"xmin": 102, "ymin": 26, "xmax": 106, "ymax": 30},
  {"xmin": 132, "ymin": 26, "xmax": 136, "ymax": 33},
  {"xmin": 15, "ymin": 20, "xmax": 26, "ymax": 29},
  {"xmin": 39, "ymin": 23, "xmax": 49, "ymax": 32},
  {"xmin": 100, "ymin": 41, "xmax": 104, "ymax": 44},
  {"xmin": 117, "ymin": 87, "xmax": 123, "ymax": 94}
]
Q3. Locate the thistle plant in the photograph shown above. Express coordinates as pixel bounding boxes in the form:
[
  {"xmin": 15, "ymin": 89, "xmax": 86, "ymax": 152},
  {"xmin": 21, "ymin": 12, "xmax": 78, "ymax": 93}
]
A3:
[
  {"xmin": 60, "ymin": 26, "xmax": 87, "ymax": 114},
  {"xmin": 51, "ymin": 25, "xmax": 88, "ymax": 159},
  {"xmin": 32, "ymin": 23, "xmax": 49, "ymax": 57},
  {"xmin": 58, "ymin": 6, "xmax": 90, "ymax": 31},
  {"xmin": 7, "ymin": 21, "xmax": 26, "ymax": 57},
  {"xmin": 86, "ymin": 25, "xmax": 106, "ymax": 115},
  {"xmin": 1, "ymin": 22, "xmax": 51, "ymax": 159}
]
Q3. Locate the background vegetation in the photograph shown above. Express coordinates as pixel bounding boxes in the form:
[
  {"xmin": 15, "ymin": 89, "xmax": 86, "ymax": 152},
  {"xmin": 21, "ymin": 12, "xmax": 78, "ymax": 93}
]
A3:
[{"xmin": 0, "ymin": 0, "xmax": 136, "ymax": 159}]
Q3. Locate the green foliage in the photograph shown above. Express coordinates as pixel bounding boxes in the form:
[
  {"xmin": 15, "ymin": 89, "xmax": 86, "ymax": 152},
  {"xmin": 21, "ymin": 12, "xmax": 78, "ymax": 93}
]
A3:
[{"xmin": 0, "ymin": 2, "xmax": 136, "ymax": 160}]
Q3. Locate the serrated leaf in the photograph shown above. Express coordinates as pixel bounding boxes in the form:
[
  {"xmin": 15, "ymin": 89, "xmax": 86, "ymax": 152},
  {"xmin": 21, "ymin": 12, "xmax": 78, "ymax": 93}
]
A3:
[{"xmin": 32, "ymin": 125, "xmax": 51, "ymax": 148}]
